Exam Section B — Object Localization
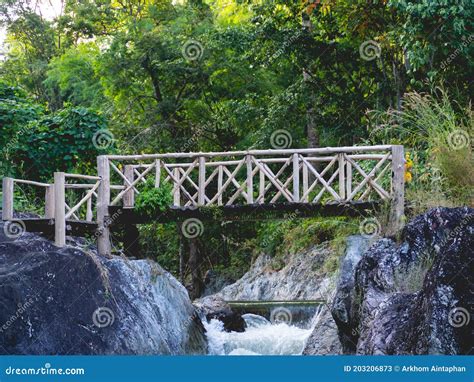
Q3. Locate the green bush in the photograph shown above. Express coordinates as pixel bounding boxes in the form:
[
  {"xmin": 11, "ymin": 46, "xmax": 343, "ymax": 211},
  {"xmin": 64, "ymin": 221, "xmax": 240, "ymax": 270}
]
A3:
[
  {"xmin": 135, "ymin": 179, "xmax": 173, "ymax": 215},
  {"xmin": 370, "ymin": 88, "xmax": 473, "ymax": 213}
]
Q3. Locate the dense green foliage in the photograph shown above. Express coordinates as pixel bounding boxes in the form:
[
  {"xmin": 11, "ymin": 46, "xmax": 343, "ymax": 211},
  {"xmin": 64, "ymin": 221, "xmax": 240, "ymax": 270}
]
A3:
[{"xmin": 0, "ymin": 0, "xmax": 472, "ymax": 282}]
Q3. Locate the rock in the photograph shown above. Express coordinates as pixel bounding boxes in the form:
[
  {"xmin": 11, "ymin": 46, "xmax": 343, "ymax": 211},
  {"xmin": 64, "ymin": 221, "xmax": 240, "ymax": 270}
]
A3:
[
  {"xmin": 195, "ymin": 295, "xmax": 246, "ymax": 332},
  {"xmin": 0, "ymin": 221, "xmax": 207, "ymax": 355},
  {"xmin": 331, "ymin": 207, "xmax": 474, "ymax": 355},
  {"xmin": 330, "ymin": 235, "xmax": 370, "ymax": 353},
  {"xmin": 302, "ymin": 304, "xmax": 342, "ymax": 355},
  {"xmin": 201, "ymin": 269, "xmax": 235, "ymax": 297},
  {"xmin": 216, "ymin": 243, "xmax": 335, "ymax": 301}
]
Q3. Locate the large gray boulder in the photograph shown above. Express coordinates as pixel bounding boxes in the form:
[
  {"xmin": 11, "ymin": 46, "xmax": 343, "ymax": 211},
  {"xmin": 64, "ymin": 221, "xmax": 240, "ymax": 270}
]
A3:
[
  {"xmin": 0, "ymin": 220, "xmax": 207, "ymax": 355},
  {"xmin": 331, "ymin": 207, "xmax": 473, "ymax": 355}
]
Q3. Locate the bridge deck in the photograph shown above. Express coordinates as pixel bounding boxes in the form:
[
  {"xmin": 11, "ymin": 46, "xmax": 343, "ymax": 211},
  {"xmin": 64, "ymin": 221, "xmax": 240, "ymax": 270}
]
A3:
[{"xmin": 109, "ymin": 201, "xmax": 378, "ymax": 225}]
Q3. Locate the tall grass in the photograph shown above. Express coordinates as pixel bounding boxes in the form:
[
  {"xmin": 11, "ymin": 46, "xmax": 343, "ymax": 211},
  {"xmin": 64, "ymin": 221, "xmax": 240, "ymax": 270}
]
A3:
[{"xmin": 369, "ymin": 88, "xmax": 473, "ymax": 214}]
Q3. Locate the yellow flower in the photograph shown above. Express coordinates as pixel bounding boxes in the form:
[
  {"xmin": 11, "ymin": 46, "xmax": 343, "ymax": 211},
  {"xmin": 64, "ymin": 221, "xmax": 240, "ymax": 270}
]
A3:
[{"xmin": 404, "ymin": 172, "xmax": 412, "ymax": 183}]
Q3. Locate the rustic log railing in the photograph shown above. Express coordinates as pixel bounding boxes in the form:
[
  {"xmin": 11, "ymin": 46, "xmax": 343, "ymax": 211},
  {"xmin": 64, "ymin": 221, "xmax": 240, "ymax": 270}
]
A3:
[{"xmin": 1, "ymin": 145, "xmax": 405, "ymax": 256}]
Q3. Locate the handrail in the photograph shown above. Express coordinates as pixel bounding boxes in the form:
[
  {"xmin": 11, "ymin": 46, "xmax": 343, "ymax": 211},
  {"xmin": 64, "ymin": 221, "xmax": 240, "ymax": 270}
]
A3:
[{"xmin": 105, "ymin": 145, "xmax": 393, "ymax": 161}]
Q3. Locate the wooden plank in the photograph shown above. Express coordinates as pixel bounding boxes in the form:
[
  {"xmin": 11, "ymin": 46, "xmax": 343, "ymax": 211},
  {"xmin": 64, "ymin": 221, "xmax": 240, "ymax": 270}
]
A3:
[
  {"xmin": 133, "ymin": 168, "xmax": 148, "ymax": 184},
  {"xmin": 218, "ymin": 165, "xmax": 223, "ymax": 206},
  {"xmin": 162, "ymin": 165, "xmax": 198, "ymax": 206},
  {"xmin": 338, "ymin": 153, "xmax": 345, "ymax": 200},
  {"xmin": 302, "ymin": 161, "xmax": 309, "ymax": 203},
  {"xmin": 252, "ymin": 160, "xmax": 293, "ymax": 202},
  {"xmin": 173, "ymin": 168, "xmax": 181, "ymax": 207},
  {"xmin": 155, "ymin": 159, "xmax": 161, "ymax": 187},
  {"xmin": 300, "ymin": 156, "xmax": 337, "ymax": 200},
  {"xmin": 258, "ymin": 169, "xmax": 265, "ymax": 204},
  {"xmin": 110, "ymin": 161, "xmax": 140, "ymax": 195},
  {"xmin": 199, "ymin": 156, "xmax": 206, "ymax": 205},
  {"xmin": 97, "ymin": 156, "xmax": 111, "ymax": 256},
  {"xmin": 346, "ymin": 154, "xmax": 390, "ymax": 200},
  {"xmin": 246, "ymin": 155, "xmax": 254, "ymax": 204},
  {"xmin": 208, "ymin": 160, "xmax": 245, "ymax": 205},
  {"xmin": 65, "ymin": 181, "xmax": 100, "ymax": 220},
  {"xmin": 54, "ymin": 172, "xmax": 66, "ymax": 247},
  {"xmin": 86, "ymin": 197, "xmax": 93, "ymax": 222},
  {"xmin": 112, "ymin": 162, "xmax": 155, "ymax": 205},
  {"xmin": 388, "ymin": 145, "xmax": 405, "ymax": 235},
  {"xmin": 360, "ymin": 162, "xmax": 391, "ymax": 200},
  {"xmin": 64, "ymin": 173, "xmax": 101, "ymax": 181},
  {"xmin": 123, "ymin": 165, "xmax": 135, "ymax": 208},
  {"xmin": 105, "ymin": 145, "xmax": 393, "ymax": 161},
  {"xmin": 300, "ymin": 156, "xmax": 340, "ymax": 200},
  {"xmin": 292, "ymin": 153, "xmax": 300, "ymax": 202},
  {"xmin": 2, "ymin": 177, "xmax": 14, "ymax": 220},
  {"xmin": 45, "ymin": 185, "xmax": 55, "ymax": 219},
  {"xmin": 346, "ymin": 159, "xmax": 352, "ymax": 200},
  {"xmin": 13, "ymin": 179, "xmax": 50, "ymax": 187},
  {"xmin": 226, "ymin": 166, "xmax": 259, "ymax": 205}
]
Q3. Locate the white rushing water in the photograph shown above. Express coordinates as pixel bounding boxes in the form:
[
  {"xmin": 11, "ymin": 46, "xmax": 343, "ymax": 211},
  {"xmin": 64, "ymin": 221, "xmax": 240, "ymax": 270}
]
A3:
[{"xmin": 204, "ymin": 313, "xmax": 317, "ymax": 355}]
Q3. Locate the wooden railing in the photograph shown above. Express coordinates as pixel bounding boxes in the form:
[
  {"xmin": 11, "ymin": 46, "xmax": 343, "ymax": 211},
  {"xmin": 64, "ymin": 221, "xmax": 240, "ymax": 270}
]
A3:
[
  {"xmin": 103, "ymin": 145, "xmax": 402, "ymax": 207},
  {"xmin": 1, "ymin": 145, "xmax": 405, "ymax": 255}
]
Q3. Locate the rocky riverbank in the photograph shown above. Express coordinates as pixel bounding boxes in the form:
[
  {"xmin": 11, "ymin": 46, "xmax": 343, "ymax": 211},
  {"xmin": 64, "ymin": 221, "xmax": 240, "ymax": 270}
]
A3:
[
  {"xmin": 0, "ymin": 219, "xmax": 206, "ymax": 355},
  {"xmin": 331, "ymin": 207, "xmax": 473, "ymax": 355}
]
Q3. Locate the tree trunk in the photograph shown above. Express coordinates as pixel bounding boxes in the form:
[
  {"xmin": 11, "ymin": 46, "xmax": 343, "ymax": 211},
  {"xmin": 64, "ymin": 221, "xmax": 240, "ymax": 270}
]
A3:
[
  {"xmin": 302, "ymin": 14, "xmax": 319, "ymax": 149},
  {"xmin": 188, "ymin": 238, "xmax": 204, "ymax": 299}
]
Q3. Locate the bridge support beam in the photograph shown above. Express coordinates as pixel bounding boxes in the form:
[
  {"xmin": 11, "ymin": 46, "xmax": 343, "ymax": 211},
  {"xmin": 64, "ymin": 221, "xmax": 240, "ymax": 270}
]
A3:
[
  {"xmin": 388, "ymin": 145, "xmax": 405, "ymax": 235},
  {"xmin": 97, "ymin": 155, "xmax": 112, "ymax": 257}
]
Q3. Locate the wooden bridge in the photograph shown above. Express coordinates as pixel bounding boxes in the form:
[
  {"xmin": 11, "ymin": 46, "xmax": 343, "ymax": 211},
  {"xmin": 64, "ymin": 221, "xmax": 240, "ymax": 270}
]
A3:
[{"xmin": 2, "ymin": 145, "xmax": 404, "ymax": 256}]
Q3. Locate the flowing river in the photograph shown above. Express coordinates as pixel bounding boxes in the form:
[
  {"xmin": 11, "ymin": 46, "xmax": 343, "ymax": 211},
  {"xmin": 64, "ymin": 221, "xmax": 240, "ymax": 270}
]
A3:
[{"xmin": 203, "ymin": 301, "xmax": 322, "ymax": 355}]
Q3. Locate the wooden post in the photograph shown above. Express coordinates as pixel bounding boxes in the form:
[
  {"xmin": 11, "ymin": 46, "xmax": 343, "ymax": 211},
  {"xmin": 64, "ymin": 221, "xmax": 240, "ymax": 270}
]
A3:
[
  {"xmin": 198, "ymin": 156, "xmax": 206, "ymax": 206},
  {"xmin": 217, "ymin": 165, "xmax": 223, "ymax": 206},
  {"xmin": 54, "ymin": 172, "xmax": 66, "ymax": 247},
  {"xmin": 388, "ymin": 145, "xmax": 405, "ymax": 235},
  {"xmin": 173, "ymin": 168, "xmax": 181, "ymax": 207},
  {"xmin": 97, "ymin": 156, "xmax": 111, "ymax": 256},
  {"xmin": 292, "ymin": 153, "xmax": 300, "ymax": 202},
  {"xmin": 246, "ymin": 155, "xmax": 253, "ymax": 204},
  {"xmin": 45, "ymin": 184, "xmax": 55, "ymax": 219},
  {"xmin": 338, "ymin": 153, "xmax": 345, "ymax": 200},
  {"xmin": 346, "ymin": 161, "xmax": 352, "ymax": 200},
  {"xmin": 155, "ymin": 159, "xmax": 161, "ymax": 188},
  {"xmin": 86, "ymin": 197, "xmax": 93, "ymax": 222},
  {"xmin": 123, "ymin": 165, "xmax": 135, "ymax": 208},
  {"xmin": 302, "ymin": 161, "xmax": 309, "ymax": 203},
  {"xmin": 259, "ymin": 169, "xmax": 265, "ymax": 204},
  {"xmin": 2, "ymin": 177, "xmax": 14, "ymax": 220}
]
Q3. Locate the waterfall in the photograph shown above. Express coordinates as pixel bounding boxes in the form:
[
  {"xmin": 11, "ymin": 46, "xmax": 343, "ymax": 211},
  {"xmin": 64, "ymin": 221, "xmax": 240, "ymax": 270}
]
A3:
[{"xmin": 204, "ymin": 306, "xmax": 321, "ymax": 355}]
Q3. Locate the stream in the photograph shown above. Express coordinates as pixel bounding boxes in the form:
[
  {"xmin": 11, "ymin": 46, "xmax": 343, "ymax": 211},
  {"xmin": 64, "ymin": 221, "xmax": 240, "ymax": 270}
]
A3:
[{"xmin": 203, "ymin": 301, "xmax": 323, "ymax": 355}]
